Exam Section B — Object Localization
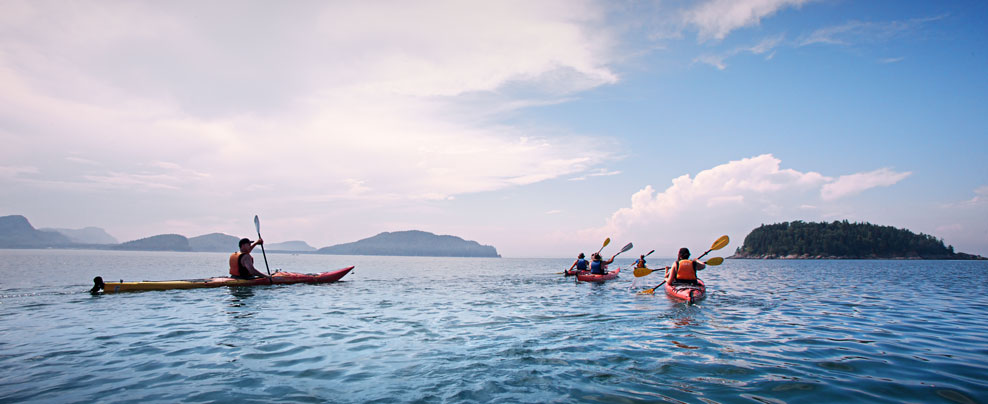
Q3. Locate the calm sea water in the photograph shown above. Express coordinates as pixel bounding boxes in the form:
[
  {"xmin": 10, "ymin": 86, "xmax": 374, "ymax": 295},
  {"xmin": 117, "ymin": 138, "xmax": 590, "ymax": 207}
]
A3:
[{"xmin": 1, "ymin": 249, "xmax": 986, "ymax": 403}]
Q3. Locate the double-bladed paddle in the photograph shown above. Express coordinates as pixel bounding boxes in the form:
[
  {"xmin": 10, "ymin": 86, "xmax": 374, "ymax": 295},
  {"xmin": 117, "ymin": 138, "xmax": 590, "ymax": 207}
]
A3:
[
  {"xmin": 639, "ymin": 235, "xmax": 729, "ymax": 294},
  {"xmin": 254, "ymin": 215, "xmax": 272, "ymax": 277},
  {"xmin": 634, "ymin": 257, "xmax": 723, "ymax": 277}
]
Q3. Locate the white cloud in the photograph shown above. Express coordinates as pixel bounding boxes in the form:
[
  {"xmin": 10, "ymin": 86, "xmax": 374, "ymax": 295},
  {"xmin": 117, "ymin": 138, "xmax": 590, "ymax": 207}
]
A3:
[
  {"xmin": 799, "ymin": 15, "xmax": 946, "ymax": 47},
  {"xmin": 0, "ymin": 1, "xmax": 629, "ymax": 245},
  {"xmin": 577, "ymin": 154, "xmax": 914, "ymax": 255},
  {"xmin": 685, "ymin": 0, "xmax": 810, "ymax": 41},
  {"xmin": 569, "ymin": 168, "xmax": 622, "ymax": 181},
  {"xmin": 820, "ymin": 168, "xmax": 911, "ymax": 200},
  {"xmin": 695, "ymin": 34, "xmax": 785, "ymax": 69}
]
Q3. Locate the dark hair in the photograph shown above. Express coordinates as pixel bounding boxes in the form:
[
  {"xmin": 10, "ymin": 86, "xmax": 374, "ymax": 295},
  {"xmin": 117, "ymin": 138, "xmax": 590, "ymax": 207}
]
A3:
[
  {"xmin": 239, "ymin": 238, "xmax": 251, "ymax": 247},
  {"xmin": 578, "ymin": 253, "xmax": 585, "ymax": 259},
  {"xmin": 678, "ymin": 247, "xmax": 690, "ymax": 260}
]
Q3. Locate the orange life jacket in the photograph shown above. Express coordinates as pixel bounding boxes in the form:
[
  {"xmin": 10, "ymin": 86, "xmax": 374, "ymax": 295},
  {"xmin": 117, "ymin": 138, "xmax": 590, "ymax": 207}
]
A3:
[
  {"xmin": 229, "ymin": 252, "xmax": 245, "ymax": 277},
  {"xmin": 675, "ymin": 259, "xmax": 697, "ymax": 281}
]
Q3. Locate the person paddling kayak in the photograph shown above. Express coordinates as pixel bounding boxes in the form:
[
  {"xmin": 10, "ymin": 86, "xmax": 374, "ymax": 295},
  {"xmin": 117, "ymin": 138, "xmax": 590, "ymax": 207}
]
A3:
[
  {"xmin": 229, "ymin": 238, "xmax": 271, "ymax": 280},
  {"xmin": 665, "ymin": 247, "xmax": 705, "ymax": 286},
  {"xmin": 634, "ymin": 254, "xmax": 647, "ymax": 269},
  {"xmin": 567, "ymin": 253, "xmax": 589, "ymax": 274},
  {"xmin": 590, "ymin": 252, "xmax": 615, "ymax": 275}
]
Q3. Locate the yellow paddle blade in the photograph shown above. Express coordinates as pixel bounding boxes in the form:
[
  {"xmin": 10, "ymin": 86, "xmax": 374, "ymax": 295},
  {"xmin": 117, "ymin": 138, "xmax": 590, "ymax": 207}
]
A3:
[
  {"xmin": 602, "ymin": 238, "xmax": 611, "ymax": 248},
  {"xmin": 638, "ymin": 288, "xmax": 656, "ymax": 295},
  {"xmin": 710, "ymin": 235, "xmax": 730, "ymax": 251},
  {"xmin": 634, "ymin": 267, "xmax": 654, "ymax": 277},
  {"xmin": 706, "ymin": 257, "xmax": 724, "ymax": 266}
]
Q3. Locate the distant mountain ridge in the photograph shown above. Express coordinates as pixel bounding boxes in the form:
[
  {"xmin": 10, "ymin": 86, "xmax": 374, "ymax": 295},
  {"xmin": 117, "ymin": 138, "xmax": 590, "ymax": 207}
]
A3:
[
  {"xmin": 189, "ymin": 233, "xmax": 239, "ymax": 252},
  {"xmin": 40, "ymin": 227, "xmax": 118, "ymax": 244},
  {"xmin": 0, "ymin": 215, "xmax": 72, "ymax": 248},
  {"xmin": 115, "ymin": 234, "xmax": 192, "ymax": 251},
  {"xmin": 317, "ymin": 230, "xmax": 499, "ymax": 257},
  {"xmin": 0, "ymin": 215, "xmax": 499, "ymax": 257}
]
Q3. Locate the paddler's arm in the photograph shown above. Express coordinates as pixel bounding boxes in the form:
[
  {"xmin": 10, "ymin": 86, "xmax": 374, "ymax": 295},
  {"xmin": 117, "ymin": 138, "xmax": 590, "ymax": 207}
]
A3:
[
  {"xmin": 242, "ymin": 253, "xmax": 272, "ymax": 279},
  {"xmin": 567, "ymin": 260, "xmax": 578, "ymax": 271},
  {"xmin": 246, "ymin": 238, "xmax": 263, "ymax": 252},
  {"xmin": 695, "ymin": 259, "xmax": 707, "ymax": 271}
]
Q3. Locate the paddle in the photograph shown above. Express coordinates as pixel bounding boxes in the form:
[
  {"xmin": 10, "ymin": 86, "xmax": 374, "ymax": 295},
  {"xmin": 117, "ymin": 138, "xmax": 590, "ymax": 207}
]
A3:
[
  {"xmin": 696, "ymin": 235, "xmax": 730, "ymax": 261},
  {"xmin": 613, "ymin": 242, "xmax": 634, "ymax": 258},
  {"xmin": 254, "ymin": 215, "xmax": 272, "ymax": 277},
  {"xmin": 640, "ymin": 235, "xmax": 729, "ymax": 294},
  {"xmin": 598, "ymin": 242, "xmax": 633, "ymax": 274},
  {"xmin": 633, "ymin": 257, "xmax": 724, "ymax": 278}
]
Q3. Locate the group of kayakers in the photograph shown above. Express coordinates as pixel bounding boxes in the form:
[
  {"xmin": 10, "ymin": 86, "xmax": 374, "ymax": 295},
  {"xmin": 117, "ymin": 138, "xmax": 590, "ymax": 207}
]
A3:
[
  {"xmin": 566, "ymin": 252, "xmax": 618, "ymax": 275},
  {"xmin": 569, "ymin": 246, "xmax": 705, "ymax": 286}
]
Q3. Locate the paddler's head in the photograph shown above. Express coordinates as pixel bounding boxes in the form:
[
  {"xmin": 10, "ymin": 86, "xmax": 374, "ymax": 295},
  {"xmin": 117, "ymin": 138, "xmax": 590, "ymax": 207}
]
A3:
[
  {"xmin": 239, "ymin": 238, "xmax": 252, "ymax": 252},
  {"xmin": 678, "ymin": 247, "xmax": 690, "ymax": 260},
  {"xmin": 578, "ymin": 253, "xmax": 585, "ymax": 259}
]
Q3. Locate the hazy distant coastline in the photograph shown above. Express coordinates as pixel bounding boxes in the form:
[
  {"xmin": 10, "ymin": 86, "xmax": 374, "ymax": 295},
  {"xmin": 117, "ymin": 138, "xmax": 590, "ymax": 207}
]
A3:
[{"xmin": 0, "ymin": 215, "xmax": 499, "ymax": 258}]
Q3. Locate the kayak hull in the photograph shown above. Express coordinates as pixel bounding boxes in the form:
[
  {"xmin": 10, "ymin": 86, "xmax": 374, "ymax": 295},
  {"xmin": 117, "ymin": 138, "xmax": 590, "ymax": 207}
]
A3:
[
  {"xmin": 664, "ymin": 279, "xmax": 705, "ymax": 304},
  {"xmin": 576, "ymin": 267, "xmax": 620, "ymax": 282},
  {"xmin": 95, "ymin": 266, "xmax": 354, "ymax": 293}
]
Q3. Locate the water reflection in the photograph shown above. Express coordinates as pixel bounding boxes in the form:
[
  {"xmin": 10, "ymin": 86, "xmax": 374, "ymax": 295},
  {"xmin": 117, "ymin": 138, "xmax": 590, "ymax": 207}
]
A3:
[{"xmin": 227, "ymin": 286, "xmax": 255, "ymax": 307}]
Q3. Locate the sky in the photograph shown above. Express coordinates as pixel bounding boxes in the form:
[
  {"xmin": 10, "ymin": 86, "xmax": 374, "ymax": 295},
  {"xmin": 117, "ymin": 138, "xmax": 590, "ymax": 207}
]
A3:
[{"xmin": 1, "ymin": 0, "xmax": 986, "ymax": 258}]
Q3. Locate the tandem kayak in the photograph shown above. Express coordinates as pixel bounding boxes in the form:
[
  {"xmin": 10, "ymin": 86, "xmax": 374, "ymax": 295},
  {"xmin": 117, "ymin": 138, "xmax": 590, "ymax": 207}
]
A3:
[
  {"xmin": 576, "ymin": 267, "xmax": 620, "ymax": 282},
  {"xmin": 665, "ymin": 279, "xmax": 705, "ymax": 304},
  {"xmin": 91, "ymin": 266, "xmax": 354, "ymax": 294}
]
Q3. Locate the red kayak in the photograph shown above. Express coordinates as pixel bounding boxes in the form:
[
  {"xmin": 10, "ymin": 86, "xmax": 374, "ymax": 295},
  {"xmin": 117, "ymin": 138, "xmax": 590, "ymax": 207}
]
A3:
[
  {"xmin": 93, "ymin": 266, "xmax": 354, "ymax": 293},
  {"xmin": 576, "ymin": 267, "xmax": 620, "ymax": 282},
  {"xmin": 665, "ymin": 279, "xmax": 705, "ymax": 304}
]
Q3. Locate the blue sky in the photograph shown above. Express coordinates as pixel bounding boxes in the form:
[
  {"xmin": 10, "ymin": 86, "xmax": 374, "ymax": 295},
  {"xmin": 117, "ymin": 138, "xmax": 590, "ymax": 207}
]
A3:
[{"xmin": 1, "ymin": 0, "xmax": 985, "ymax": 257}]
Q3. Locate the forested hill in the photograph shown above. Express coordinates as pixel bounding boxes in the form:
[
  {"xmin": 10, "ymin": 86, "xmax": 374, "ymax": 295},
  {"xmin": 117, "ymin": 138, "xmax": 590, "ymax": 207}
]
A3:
[{"xmin": 733, "ymin": 221, "xmax": 985, "ymax": 260}]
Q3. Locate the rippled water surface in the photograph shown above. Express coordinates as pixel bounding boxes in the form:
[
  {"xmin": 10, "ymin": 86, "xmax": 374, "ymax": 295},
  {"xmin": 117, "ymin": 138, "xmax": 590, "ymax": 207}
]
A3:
[{"xmin": 1, "ymin": 249, "xmax": 987, "ymax": 403}]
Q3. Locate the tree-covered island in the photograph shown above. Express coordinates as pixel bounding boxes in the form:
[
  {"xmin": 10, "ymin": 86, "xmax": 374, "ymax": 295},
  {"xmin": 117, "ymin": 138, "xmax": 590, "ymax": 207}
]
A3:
[{"xmin": 732, "ymin": 220, "xmax": 985, "ymax": 260}]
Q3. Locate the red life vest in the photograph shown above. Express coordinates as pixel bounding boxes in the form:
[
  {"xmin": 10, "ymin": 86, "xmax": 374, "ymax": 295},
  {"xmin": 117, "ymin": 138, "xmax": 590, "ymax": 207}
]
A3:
[
  {"xmin": 675, "ymin": 259, "xmax": 697, "ymax": 281},
  {"xmin": 229, "ymin": 252, "xmax": 245, "ymax": 277}
]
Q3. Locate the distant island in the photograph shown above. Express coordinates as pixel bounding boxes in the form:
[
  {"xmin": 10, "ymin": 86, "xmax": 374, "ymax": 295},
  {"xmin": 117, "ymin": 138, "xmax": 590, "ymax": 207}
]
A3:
[
  {"xmin": 732, "ymin": 220, "xmax": 985, "ymax": 260},
  {"xmin": 0, "ymin": 215, "xmax": 499, "ymax": 257},
  {"xmin": 317, "ymin": 230, "xmax": 500, "ymax": 257}
]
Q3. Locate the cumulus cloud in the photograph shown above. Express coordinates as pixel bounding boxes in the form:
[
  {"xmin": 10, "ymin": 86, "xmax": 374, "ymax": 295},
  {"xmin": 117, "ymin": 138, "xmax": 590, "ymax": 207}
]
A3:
[
  {"xmin": 580, "ymin": 154, "xmax": 912, "ymax": 255},
  {"xmin": 820, "ymin": 168, "xmax": 912, "ymax": 200},
  {"xmin": 685, "ymin": 0, "xmax": 810, "ymax": 41}
]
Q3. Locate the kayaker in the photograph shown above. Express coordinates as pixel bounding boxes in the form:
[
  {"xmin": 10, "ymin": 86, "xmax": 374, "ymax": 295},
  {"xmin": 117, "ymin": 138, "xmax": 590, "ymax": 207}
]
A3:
[
  {"xmin": 590, "ymin": 252, "xmax": 615, "ymax": 275},
  {"xmin": 567, "ymin": 253, "xmax": 589, "ymax": 273},
  {"xmin": 665, "ymin": 247, "xmax": 705, "ymax": 285},
  {"xmin": 634, "ymin": 254, "xmax": 647, "ymax": 269},
  {"xmin": 229, "ymin": 238, "xmax": 271, "ymax": 279}
]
